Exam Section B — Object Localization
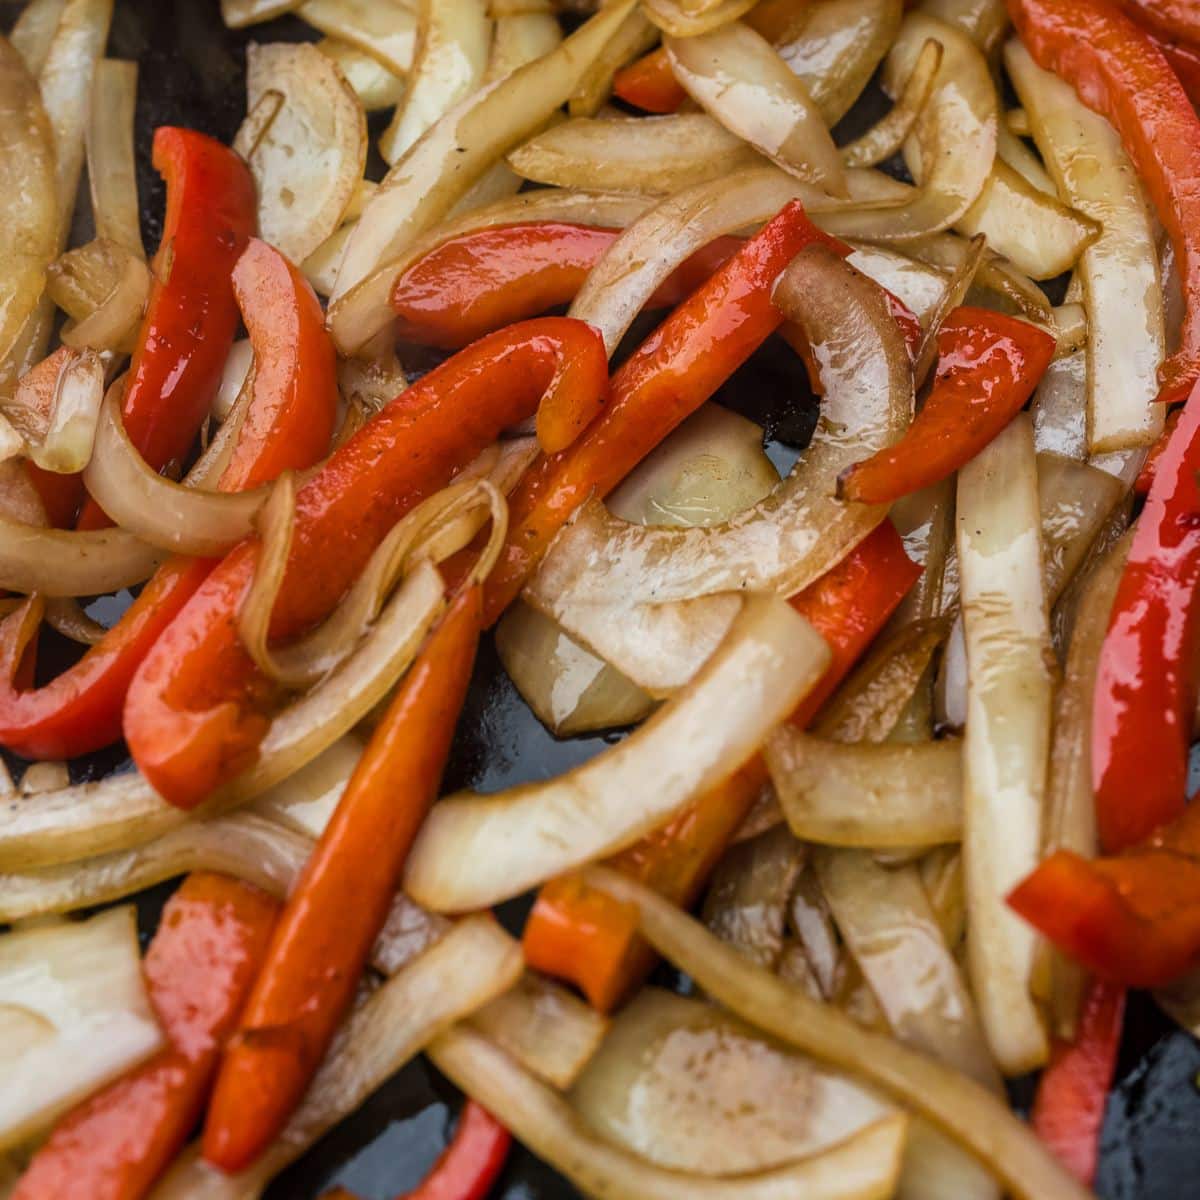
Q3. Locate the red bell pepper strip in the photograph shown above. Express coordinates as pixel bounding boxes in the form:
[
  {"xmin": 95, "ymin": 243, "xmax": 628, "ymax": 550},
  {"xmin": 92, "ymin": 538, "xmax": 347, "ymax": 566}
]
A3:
[
  {"xmin": 1030, "ymin": 979, "xmax": 1125, "ymax": 1185},
  {"xmin": 0, "ymin": 238, "xmax": 337, "ymax": 761},
  {"xmin": 318, "ymin": 1102, "xmax": 511, "ymax": 1200},
  {"xmin": 12, "ymin": 873, "xmax": 278, "ymax": 1200},
  {"xmin": 483, "ymin": 200, "xmax": 848, "ymax": 626},
  {"xmin": 124, "ymin": 318, "xmax": 607, "ymax": 810},
  {"xmin": 77, "ymin": 126, "xmax": 256, "ymax": 529},
  {"xmin": 1133, "ymin": 405, "xmax": 1181, "ymax": 495},
  {"xmin": 523, "ymin": 521, "xmax": 919, "ymax": 1010},
  {"xmin": 24, "ymin": 463, "xmax": 82, "ymax": 528},
  {"xmin": 1009, "ymin": 798, "xmax": 1200, "ymax": 986},
  {"xmin": 390, "ymin": 222, "xmax": 742, "ymax": 349},
  {"xmin": 612, "ymin": 47, "xmax": 687, "ymax": 113},
  {"xmin": 837, "ymin": 307, "xmax": 1056, "ymax": 504},
  {"xmin": 1009, "ymin": 0, "xmax": 1200, "ymax": 404},
  {"xmin": 1154, "ymin": 35, "xmax": 1200, "ymax": 106},
  {"xmin": 1122, "ymin": 0, "xmax": 1200, "ymax": 48},
  {"xmin": 1091, "ymin": 377, "xmax": 1200, "ymax": 852},
  {"xmin": 204, "ymin": 586, "xmax": 481, "ymax": 1171}
]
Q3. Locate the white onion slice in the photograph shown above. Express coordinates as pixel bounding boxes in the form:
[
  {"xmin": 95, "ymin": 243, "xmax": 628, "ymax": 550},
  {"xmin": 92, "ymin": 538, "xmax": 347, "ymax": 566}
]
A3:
[
  {"xmin": 581, "ymin": 867, "xmax": 1094, "ymax": 1200},
  {"xmin": 0, "ymin": 906, "xmax": 163, "ymax": 1152},
  {"xmin": 1007, "ymin": 40, "xmax": 1165, "ymax": 453},
  {"xmin": 380, "ymin": 0, "xmax": 491, "ymax": 164},
  {"xmin": 492, "ymin": 9, "xmax": 565, "ymax": 86},
  {"xmin": 328, "ymin": 0, "xmax": 639, "ymax": 354},
  {"xmin": 296, "ymin": 0, "xmax": 417, "ymax": 77},
  {"xmin": 572, "ymin": 987, "xmax": 896, "ymax": 1176},
  {"xmin": 567, "ymin": 6, "xmax": 652, "ymax": 117},
  {"xmin": 957, "ymin": 414, "xmax": 1052, "ymax": 1075},
  {"xmin": 59, "ymin": 250, "xmax": 150, "ymax": 355},
  {"xmin": 665, "ymin": 22, "xmax": 847, "ymax": 195},
  {"xmin": 150, "ymin": 915, "xmax": 524, "ymax": 1200},
  {"xmin": 404, "ymin": 593, "xmax": 831, "ymax": 911},
  {"xmin": 525, "ymin": 246, "xmax": 912, "ymax": 694},
  {"xmin": 316, "ymin": 38, "xmax": 405, "ymax": 111},
  {"xmin": 430, "ymin": 1024, "xmax": 909, "ymax": 1200},
  {"xmin": 509, "ymin": 113, "xmax": 765, "ymax": 196},
  {"xmin": 643, "ymin": 0, "xmax": 759, "ymax": 37},
  {"xmin": 1032, "ymin": 351, "xmax": 1087, "ymax": 462},
  {"xmin": 767, "ymin": 731, "xmax": 962, "ymax": 849},
  {"xmin": 233, "ymin": 42, "xmax": 367, "ymax": 265},
  {"xmin": 220, "ymin": 0, "xmax": 301, "ymax": 26},
  {"xmin": 10, "ymin": 0, "xmax": 68, "ymax": 75},
  {"xmin": 85, "ymin": 59, "xmax": 143, "ymax": 259}
]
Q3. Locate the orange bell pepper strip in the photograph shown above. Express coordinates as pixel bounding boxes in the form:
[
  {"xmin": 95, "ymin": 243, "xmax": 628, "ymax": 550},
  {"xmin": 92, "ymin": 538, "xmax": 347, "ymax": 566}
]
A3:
[
  {"xmin": 612, "ymin": 47, "xmax": 688, "ymax": 113},
  {"xmin": 1009, "ymin": 798, "xmax": 1200, "ymax": 987},
  {"xmin": 319, "ymin": 1101, "xmax": 510, "ymax": 1200},
  {"xmin": 1122, "ymin": 0, "xmax": 1200, "ymax": 48},
  {"xmin": 838, "ymin": 307, "xmax": 1056, "ymax": 505},
  {"xmin": 1009, "ymin": 0, "xmax": 1200, "ymax": 404},
  {"xmin": 1091, "ymin": 377, "xmax": 1200, "ymax": 852},
  {"xmin": 77, "ymin": 127, "xmax": 257, "ymax": 529},
  {"xmin": 124, "ymin": 317, "xmax": 607, "ymax": 810},
  {"xmin": 484, "ymin": 200, "xmax": 848, "ymax": 626},
  {"xmin": 12, "ymin": 873, "xmax": 278, "ymax": 1200},
  {"xmin": 524, "ymin": 521, "xmax": 920, "ymax": 1011},
  {"xmin": 203, "ymin": 586, "xmax": 482, "ymax": 1171},
  {"xmin": 1030, "ymin": 979, "xmax": 1125, "ymax": 1186},
  {"xmin": 0, "ymin": 238, "xmax": 337, "ymax": 761},
  {"xmin": 391, "ymin": 222, "xmax": 742, "ymax": 349}
]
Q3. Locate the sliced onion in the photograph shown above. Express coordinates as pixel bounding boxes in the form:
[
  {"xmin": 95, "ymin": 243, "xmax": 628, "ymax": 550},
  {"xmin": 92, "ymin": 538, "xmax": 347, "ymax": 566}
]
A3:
[
  {"xmin": 581, "ymin": 866, "xmax": 1093, "ymax": 1200},
  {"xmin": 777, "ymin": 0, "xmax": 902, "ymax": 126},
  {"xmin": 83, "ymin": 380, "xmax": 270, "ymax": 555},
  {"xmin": 250, "ymin": 734, "xmax": 362, "ymax": 838},
  {"xmin": 85, "ymin": 59, "xmax": 143, "ymax": 258},
  {"xmin": 1042, "ymin": 535, "xmax": 1128, "ymax": 1038},
  {"xmin": 19, "ymin": 761, "xmax": 70, "ymax": 795},
  {"xmin": 0, "ymin": 812, "xmax": 313, "ymax": 922},
  {"xmin": 767, "ymin": 731, "xmax": 962, "ymax": 850},
  {"xmin": 431, "ymin": 1024, "xmax": 908, "ymax": 1200},
  {"xmin": 0, "ymin": 562, "xmax": 446, "ymax": 870},
  {"xmin": 295, "ymin": 0, "xmax": 417, "ymax": 77},
  {"xmin": 493, "ymin": 9, "xmax": 566, "ymax": 86},
  {"xmin": 509, "ymin": 114, "xmax": 766, "ymax": 196},
  {"xmin": 213, "ymin": 338, "xmax": 253, "ymax": 423},
  {"xmin": 997, "ymin": 120, "xmax": 1055, "ymax": 194},
  {"xmin": 526, "ymin": 246, "xmax": 912, "ymax": 695},
  {"xmin": 328, "ymin": 0, "xmax": 640, "ymax": 354},
  {"xmin": 404, "ymin": 593, "xmax": 831, "ymax": 911},
  {"xmin": 0, "ymin": 36, "xmax": 56, "ymax": 368},
  {"xmin": 379, "ymin": 0, "xmax": 491, "ymax": 165},
  {"xmin": 568, "ymin": 6, "xmax": 652, "ymax": 117},
  {"xmin": 0, "ymin": 906, "xmax": 163, "ymax": 1152},
  {"xmin": 665, "ymin": 23, "xmax": 847, "ymax": 196},
  {"xmin": 840, "ymin": 38, "xmax": 942, "ymax": 169},
  {"xmin": 1051, "ymin": 302, "xmax": 1087, "ymax": 358},
  {"xmin": 44, "ymin": 596, "xmax": 107, "ymax": 645},
  {"xmin": 10, "ymin": 0, "xmax": 68, "ymax": 75},
  {"xmin": 5, "ymin": 345, "xmax": 106, "ymax": 473},
  {"xmin": 1037, "ymin": 453, "xmax": 1123, "ymax": 608},
  {"xmin": 908, "ymin": 233, "xmax": 1053, "ymax": 323},
  {"xmin": 817, "ymin": 14, "xmax": 997, "ymax": 243},
  {"xmin": 1031, "ymin": 351, "xmax": 1086, "ymax": 462},
  {"xmin": 911, "ymin": 232, "xmax": 986, "ymax": 387},
  {"xmin": 469, "ymin": 973, "xmax": 609, "ymax": 1090},
  {"xmin": 150, "ymin": 915, "xmax": 524, "ymax": 1200},
  {"xmin": 317, "ymin": 37, "xmax": 405, "ymax": 111},
  {"xmin": 572, "ymin": 987, "xmax": 896, "ymax": 1176},
  {"xmin": 1006, "ymin": 40, "xmax": 1165, "ymax": 453},
  {"xmin": 702, "ymin": 825, "xmax": 806, "ymax": 970},
  {"xmin": 59, "ymin": 250, "xmax": 150, "ymax": 354},
  {"xmin": 220, "ymin": 0, "xmax": 301, "ymax": 26},
  {"xmin": 845, "ymin": 244, "xmax": 949, "ymax": 330},
  {"xmin": 889, "ymin": 478, "xmax": 956, "ymax": 626},
  {"xmin": 233, "ymin": 42, "xmax": 367, "ymax": 265},
  {"xmin": 642, "ymin": 0, "xmax": 759, "ymax": 37},
  {"xmin": 921, "ymin": 0, "xmax": 1008, "ymax": 51},
  {"xmin": 957, "ymin": 414, "xmax": 1052, "ymax": 1075},
  {"xmin": 951, "ymin": 160, "xmax": 1100, "ymax": 282}
]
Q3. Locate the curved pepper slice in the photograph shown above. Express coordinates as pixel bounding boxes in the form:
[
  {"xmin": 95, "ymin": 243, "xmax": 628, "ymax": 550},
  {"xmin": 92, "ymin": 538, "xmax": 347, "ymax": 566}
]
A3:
[
  {"xmin": 1154, "ymin": 35, "xmax": 1200, "ymax": 105},
  {"xmin": 203, "ymin": 587, "xmax": 482, "ymax": 1171},
  {"xmin": 13, "ymin": 873, "xmax": 279, "ymax": 1200},
  {"xmin": 1009, "ymin": 0, "xmax": 1200, "ymax": 404},
  {"xmin": 1123, "ymin": 0, "xmax": 1200, "ymax": 48},
  {"xmin": 124, "ymin": 318, "xmax": 608, "ymax": 810},
  {"xmin": 0, "ymin": 238, "xmax": 337, "ymax": 761},
  {"xmin": 838, "ymin": 306, "xmax": 1056, "ymax": 504},
  {"xmin": 77, "ymin": 127, "xmax": 257, "ymax": 529},
  {"xmin": 390, "ymin": 222, "xmax": 741, "ymax": 349},
  {"xmin": 1030, "ymin": 979, "xmax": 1125, "ymax": 1185},
  {"xmin": 484, "ymin": 199, "xmax": 848, "ymax": 626},
  {"xmin": 612, "ymin": 47, "xmax": 688, "ymax": 113},
  {"xmin": 523, "ymin": 521, "xmax": 920, "ymax": 1011},
  {"xmin": 1009, "ymin": 797, "xmax": 1200, "ymax": 987},
  {"xmin": 1091, "ymin": 377, "xmax": 1200, "ymax": 852}
]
